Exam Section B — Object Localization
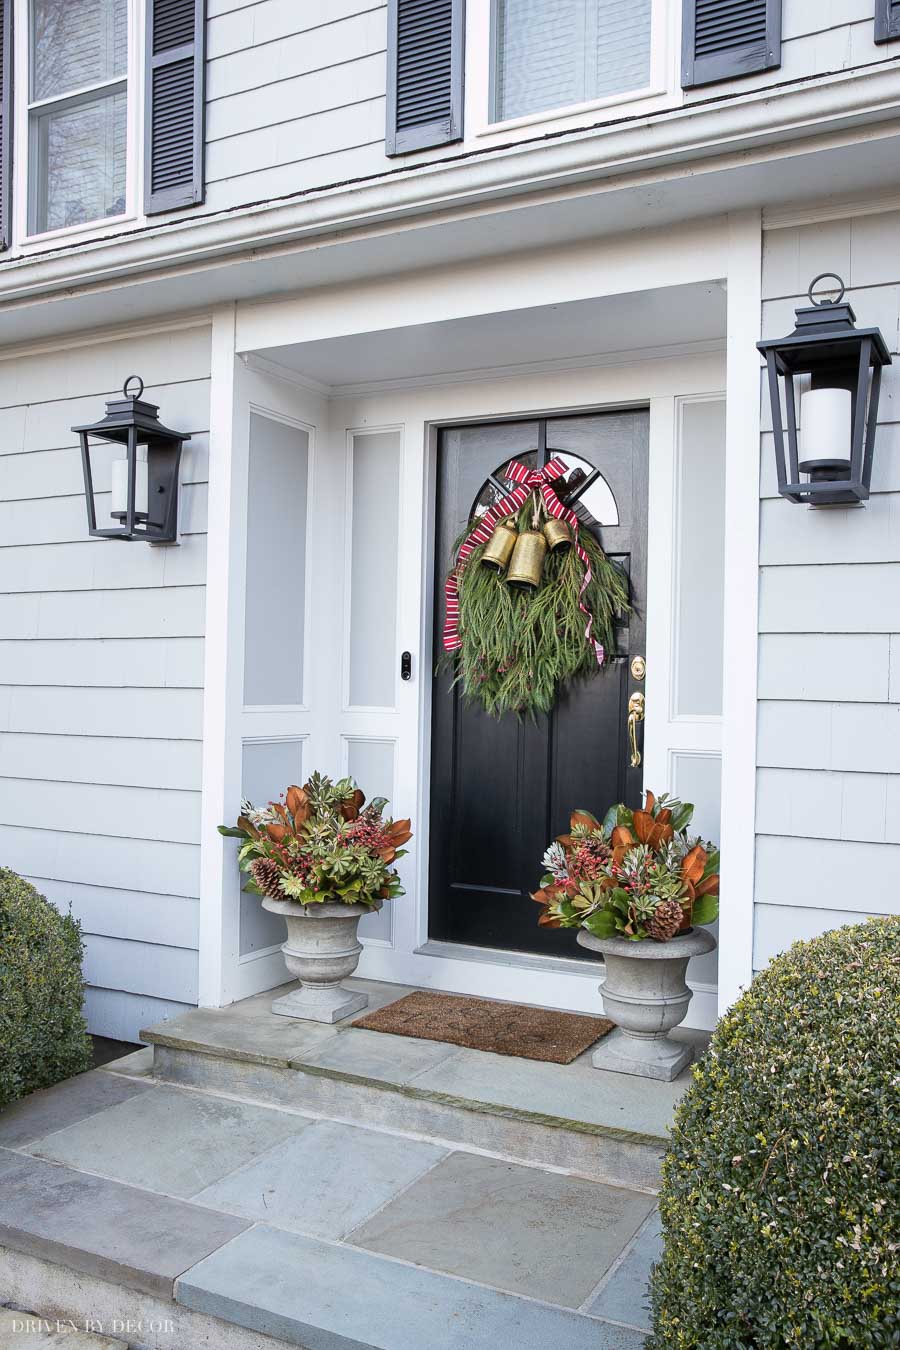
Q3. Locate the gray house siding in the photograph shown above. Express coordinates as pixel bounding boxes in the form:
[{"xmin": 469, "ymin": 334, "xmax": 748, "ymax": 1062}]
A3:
[
  {"xmin": 199, "ymin": 0, "xmax": 890, "ymax": 218},
  {"xmin": 755, "ymin": 208, "xmax": 900, "ymax": 971},
  {"xmin": 0, "ymin": 323, "xmax": 211, "ymax": 1042}
]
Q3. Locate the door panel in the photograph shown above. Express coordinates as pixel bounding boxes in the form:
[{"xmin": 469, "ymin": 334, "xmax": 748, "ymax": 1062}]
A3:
[{"xmin": 429, "ymin": 410, "xmax": 649, "ymax": 960}]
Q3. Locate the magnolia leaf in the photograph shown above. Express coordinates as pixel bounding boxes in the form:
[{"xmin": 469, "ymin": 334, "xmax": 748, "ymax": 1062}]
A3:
[
  {"xmin": 538, "ymin": 912, "xmax": 562, "ymax": 928},
  {"xmin": 682, "ymin": 844, "xmax": 707, "ymax": 885},
  {"xmin": 570, "ymin": 809, "xmax": 599, "ymax": 832},
  {"xmin": 672, "ymin": 802, "xmax": 695, "ymax": 832},
  {"xmin": 611, "ymin": 825, "xmax": 635, "ymax": 849},
  {"xmin": 632, "ymin": 810, "xmax": 654, "ymax": 844},
  {"xmin": 218, "ymin": 825, "xmax": 247, "ymax": 838},
  {"xmin": 694, "ymin": 873, "xmax": 720, "ymax": 899},
  {"xmin": 691, "ymin": 893, "xmax": 720, "ymax": 926},
  {"xmin": 644, "ymin": 789, "xmax": 656, "ymax": 813},
  {"xmin": 583, "ymin": 909, "xmax": 617, "ymax": 938},
  {"xmin": 237, "ymin": 815, "xmax": 260, "ymax": 838},
  {"xmin": 266, "ymin": 823, "xmax": 289, "ymax": 843},
  {"xmin": 600, "ymin": 805, "xmax": 618, "ymax": 835}
]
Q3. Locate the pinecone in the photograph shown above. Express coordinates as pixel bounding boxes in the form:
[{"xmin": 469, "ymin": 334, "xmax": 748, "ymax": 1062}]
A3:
[
  {"xmin": 646, "ymin": 896, "xmax": 684, "ymax": 942},
  {"xmin": 251, "ymin": 857, "xmax": 284, "ymax": 899}
]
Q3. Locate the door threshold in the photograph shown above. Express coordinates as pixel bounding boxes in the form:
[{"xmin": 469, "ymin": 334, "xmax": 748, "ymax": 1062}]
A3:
[{"xmin": 415, "ymin": 939, "xmax": 603, "ymax": 979}]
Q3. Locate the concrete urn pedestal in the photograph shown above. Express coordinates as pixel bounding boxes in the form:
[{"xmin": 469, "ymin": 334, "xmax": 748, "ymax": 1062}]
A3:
[
  {"xmin": 576, "ymin": 927, "xmax": 717, "ymax": 1081},
  {"xmin": 261, "ymin": 897, "xmax": 381, "ymax": 1023}
]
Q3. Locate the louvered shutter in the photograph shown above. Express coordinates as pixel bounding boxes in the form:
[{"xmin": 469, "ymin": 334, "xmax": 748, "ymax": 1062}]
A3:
[
  {"xmin": 145, "ymin": 0, "xmax": 206, "ymax": 214},
  {"xmin": 386, "ymin": 0, "xmax": 465, "ymax": 156},
  {"xmin": 682, "ymin": 0, "xmax": 781, "ymax": 89},
  {"xmin": 0, "ymin": 0, "xmax": 11, "ymax": 251},
  {"xmin": 875, "ymin": 0, "xmax": 900, "ymax": 43}
]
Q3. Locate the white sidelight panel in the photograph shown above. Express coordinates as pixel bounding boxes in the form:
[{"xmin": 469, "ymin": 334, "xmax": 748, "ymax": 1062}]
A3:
[
  {"xmin": 674, "ymin": 399, "xmax": 726, "ymax": 718},
  {"xmin": 239, "ymin": 738, "xmax": 305, "ymax": 959},
  {"xmin": 347, "ymin": 430, "xmax": 401, "ymax": 709},
  {"xmin": 346, "ymin": 736, "xmax": 397, "ymax": 945},
  {"xmin": 243, "ymin": 413, "xmax": 310, "ymax": 706}
]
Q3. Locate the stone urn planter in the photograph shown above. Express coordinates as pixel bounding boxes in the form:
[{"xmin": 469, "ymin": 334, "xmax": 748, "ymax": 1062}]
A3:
[
  {"xmin": 261, "ymin": 896, "xmax": 381, "ymax": 1023},
  {"xmin": 576, "ymin": 926, "xmax": 716, "ymax": 1081}
]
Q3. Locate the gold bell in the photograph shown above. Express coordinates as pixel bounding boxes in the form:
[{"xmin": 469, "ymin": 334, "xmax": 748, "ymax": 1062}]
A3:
[
  {"xmin": 543, "ymin": 517, "xmax": 572, "ymax": 553},
  {"xmin": 481, "ymin": 519, "xmax": 518, "ymax": 572},
  {"xmin": 507, "ymin": 529, "xmax": 547, "ymax": 590}
]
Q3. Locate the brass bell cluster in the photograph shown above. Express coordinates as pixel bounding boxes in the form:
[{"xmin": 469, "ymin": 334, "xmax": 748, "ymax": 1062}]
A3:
[{"xmin": 481, "ymin": 496, "xmax": 572, "ymax": 592}]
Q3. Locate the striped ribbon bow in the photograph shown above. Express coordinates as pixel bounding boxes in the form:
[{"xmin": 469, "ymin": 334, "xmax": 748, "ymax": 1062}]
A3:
[{"xmin": 443, "ymin": 457, "xmax": 605, "ymax": 667}]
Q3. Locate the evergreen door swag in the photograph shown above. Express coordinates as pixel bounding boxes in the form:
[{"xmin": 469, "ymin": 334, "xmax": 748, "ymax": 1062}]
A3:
[{"xmin": 443, "ymin": 456, "xmax": 630, "ymax": 716}]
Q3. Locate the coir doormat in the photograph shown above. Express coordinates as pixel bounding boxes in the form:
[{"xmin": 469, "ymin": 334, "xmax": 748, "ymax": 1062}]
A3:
[{"xmin": 353, "ymin": 991, "xmax": 613, "ymax": 1065}]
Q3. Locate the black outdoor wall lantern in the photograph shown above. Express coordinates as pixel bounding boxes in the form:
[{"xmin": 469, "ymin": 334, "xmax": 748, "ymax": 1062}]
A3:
[
  {"xmin": 74, "ymin": 377, "xmax": 190, "ymax": 542},
  {"xmin": 757, "ymin": 274, "xmax": 892, "ymax": 506}
]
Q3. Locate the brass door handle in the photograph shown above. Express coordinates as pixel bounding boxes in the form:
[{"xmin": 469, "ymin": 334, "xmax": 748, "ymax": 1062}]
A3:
[{"xmin": 628, "ymin": 691, "xmax": 645, "ymax": 768}]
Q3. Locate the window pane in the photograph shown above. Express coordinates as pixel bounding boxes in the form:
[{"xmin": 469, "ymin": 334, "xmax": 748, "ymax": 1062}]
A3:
[
  {"xmin": 243, "ymin": 414, "xmax": 309, "ymax": 706},
  {"xmin": 494, "ymin": 0, "xmax": 651, "ymax": 122},
  {"xmin": 348, "ymin": 431, "xmax": 400, "ymax": 708},
  {"xmin": 675, "ymin": 400, "xmax": 726, "ymax": 717},
  {"xmin": 33, "ymin": 89, "xmax": 127, "ymax": 233},
  {"xmin": 32, "ymin": 0, "xmax": 127, "ymax": 101}
]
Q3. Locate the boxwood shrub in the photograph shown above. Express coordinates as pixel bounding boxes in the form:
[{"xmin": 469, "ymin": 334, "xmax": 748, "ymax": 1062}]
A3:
[
  {"xmin": 649, "ymin": 915, "xmax": 899, "ymax": 1349},
  {"xmin": 0, "ymin": 868, "xmax": 91, "ymax": 1108}
]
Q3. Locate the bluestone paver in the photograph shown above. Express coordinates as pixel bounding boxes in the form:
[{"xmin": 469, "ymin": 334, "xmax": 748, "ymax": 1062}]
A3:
[
  {"xmin": 141, "ymin": 993, "xmax": 341, "ymax": 1067},
  {"xmin": 0, "ymin": 1071, "xmax": 151, "ymax": 1148},
  {"xmin": 0, "ymin": 1149, "xmax": 247, "ymax": 1298},
  {"xmin": 303, "ymin": 1028, "xmax": 464, "ymax": 1084},
  {"xmin": 27, "ymin": 1085, "xmax": 310, "ymax": 1198},
  {"xmin": 349, "ymin": 1150, "xmax": 656, "ymax": 1307},
  {"xmin": 176, "ymin": 1223, "xmax": 647, "ymax": 1350},
  {"xmin": 193, "ymin": 1119, "xmax": 447, "ymax": 1238},
  {"xmin": 587, "ymin": 1209, "xmax": 663, "ymax": 1331},
  {"xmin": 408, "ymin": 1046, "xmax": 685, "ymax": 1136}
]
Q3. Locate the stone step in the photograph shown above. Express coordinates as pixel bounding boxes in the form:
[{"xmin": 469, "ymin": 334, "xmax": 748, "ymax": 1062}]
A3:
[{"xmin": 137, "ymin": 982, "xmax": 696, "ymax": 1191}]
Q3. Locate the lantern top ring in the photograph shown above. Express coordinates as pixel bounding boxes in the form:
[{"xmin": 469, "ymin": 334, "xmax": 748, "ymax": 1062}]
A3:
[
  {"xmin": 807, "ymin": 272, "xmax": 846, "ymax": 307},
  {"xmin": 123, "ymin": 374, "xmax": 145, "ymax": 400}
]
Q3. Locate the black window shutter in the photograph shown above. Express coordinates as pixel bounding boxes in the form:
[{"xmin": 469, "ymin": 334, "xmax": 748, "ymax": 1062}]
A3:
[
  {"xmin": 386, "ymin": 0, "xmax": 465, "ymax": 156},
  {"xmin": 682, "ymin": 0, "xmax": 781, "ymax": 89},
  {"xmin": 0, "ymin": 0, "xmax": 12, "ymax": 251},
  {"xmin": 145, "ymin": 0, "xmax": 206, "ymax": 214},
  {"xmin": 875, "ymin": 0, "xmax": 900, "ymax": 43}
]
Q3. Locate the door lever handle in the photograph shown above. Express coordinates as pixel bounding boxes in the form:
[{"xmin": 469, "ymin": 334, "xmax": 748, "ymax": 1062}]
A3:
[{"xmin": 627, "ymin": 691, "xmax": 645, "ymax": 768}]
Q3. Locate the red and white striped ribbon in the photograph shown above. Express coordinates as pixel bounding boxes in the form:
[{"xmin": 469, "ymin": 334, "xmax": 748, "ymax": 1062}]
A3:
[{"xmin": 443, "ymin": 457, "xmax": 605, "ymax": 667}]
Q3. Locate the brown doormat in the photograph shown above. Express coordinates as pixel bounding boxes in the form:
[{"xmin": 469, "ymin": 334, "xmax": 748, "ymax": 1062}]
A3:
[{"xmin": 353, "ymin": 991, "xmax": 614, "ymax": 1065}]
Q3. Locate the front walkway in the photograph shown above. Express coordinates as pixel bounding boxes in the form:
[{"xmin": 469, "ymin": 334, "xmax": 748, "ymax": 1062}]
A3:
[{"xmin": 0, "ymin": 981, "xmax": 704, "ymax": 1349}]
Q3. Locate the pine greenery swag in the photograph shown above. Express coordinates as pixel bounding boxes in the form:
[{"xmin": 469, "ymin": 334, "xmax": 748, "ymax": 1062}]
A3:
[{"xmin": 448, "ymin": 508, "xmax": 630, "ymax": 717}]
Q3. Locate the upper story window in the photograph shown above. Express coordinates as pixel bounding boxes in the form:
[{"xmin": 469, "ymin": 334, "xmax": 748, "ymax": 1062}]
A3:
[
  {"xmin": 28, "ymin": 0, "xmax": 129, "ymax": 235},
  {"xmin": 492, "ymin": 0, "xmax": 652, "ymax": 123}
]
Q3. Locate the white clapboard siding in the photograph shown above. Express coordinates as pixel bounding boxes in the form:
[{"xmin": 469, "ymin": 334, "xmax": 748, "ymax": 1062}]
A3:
[
  {"xmin": 0, "ymin": 639, "xmax": 204, "ymax": 689},
  {"xmin": 84, "ymin": 987, "xmax": 194, "ymax": 1043},
  {"xmin": 753, "ymin": 904, "xmax": 881, "ymax": 970},
  {"xmin": 28, "ymin": 876, "xmax": 199, "ymax": 949},
  {"xmin": 83, "ymin": 935, "xmax": 199, "ymax": 1004},
  {"xmin": 756, "ymin": 767, "xmax": 895, "ymax": 845},
  {"xmin": 0, "ymin": 733, "xmax": 202, "ymax": 790},
  {"xmin": 0, "ymin": 825, "xmax": 200, "ymax": 896},
  {"xmin": 207, "ymin": 53, "xmax": 384, "ymax": 141},
  {"xmin": 206, "ymin": 98, "xmax": 385, "ymax": 185},
  {"xmin": 207, "ymin": 0, "xmax": 378, "ymax": 60},
  {"xmin": 0, "ymin": 536, "xmax": 207, "ymax": 595},
  {"xmin": 758, "ymin": 634, "xmax": 890, "ymax": 703},
  {"xmin": 0, "ymin": 586, "xmax": 206, "ymax": 640},
  {"xmin": 0, "ymin": 687, "xmax": 202, "ymax": 740},
  {"xmin": 756, "ymin": 835, "xmax": 900, "ymax": 913},
  {"xmin": 0, "ymin": 324, "xmax": 211, "ymax": 1042},
  {"xmin": 0, "ymin": 482, "xmax": 208, "ymax": 547},
  {"xmin": 753, "ymin": 224, "xmax": 900, "ymax": 977},
  {"xmin": 0, "ymin": 779, "xmax": 201, "ymax": 845}
]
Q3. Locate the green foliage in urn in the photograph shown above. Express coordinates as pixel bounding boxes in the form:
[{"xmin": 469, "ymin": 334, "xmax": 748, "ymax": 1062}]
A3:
[
  {"xmin": 532, "ymin": 790, "xmax": 719, "ymax": 942},
  {"xmin": 0, "ymin": 869, "xmax": 91, "ymax": 1109},
  {"xmin": 649, "ymin": 916, "xmax": 900, "ymax": 1349},
  {"xmin": 220, "ymin": 772, "xmax": 412, "ymax": 908}
]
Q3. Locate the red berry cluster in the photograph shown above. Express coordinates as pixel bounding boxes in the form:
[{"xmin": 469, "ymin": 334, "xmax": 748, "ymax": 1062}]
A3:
[{"xmin": 346, "ymin": 818, "xmax": 391, "ymax": 856}]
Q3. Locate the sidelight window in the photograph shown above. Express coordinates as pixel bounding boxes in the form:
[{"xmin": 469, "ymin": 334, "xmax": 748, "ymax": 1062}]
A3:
[
  {"xmin": 492, "ymin": 0, "xmax": 652, "ymax": 123},
  {"xmin": 26, "ymin": 0, "xmax": 129, "ymax": 235}
]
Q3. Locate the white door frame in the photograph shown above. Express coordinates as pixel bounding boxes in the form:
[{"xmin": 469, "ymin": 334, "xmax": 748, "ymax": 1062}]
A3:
[{"xmin": 200, "ymin": 213, "xmax": 762, "ymax": 1023}]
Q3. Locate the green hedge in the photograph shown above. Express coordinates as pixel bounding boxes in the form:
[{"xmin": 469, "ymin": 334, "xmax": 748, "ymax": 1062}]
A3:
[
  {"xmin": 649, "ymin": 916, "xmax": 899, "ymax": 1350},
  {"xmin": 0, "ymin": 869, "xmax": 91, "ymax": 1108}
]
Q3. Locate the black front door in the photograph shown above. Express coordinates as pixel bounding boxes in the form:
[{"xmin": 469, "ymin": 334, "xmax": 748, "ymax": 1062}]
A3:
[{"xmin": 429, "ymin": 410, "xmax": 649, "ymax": 960}]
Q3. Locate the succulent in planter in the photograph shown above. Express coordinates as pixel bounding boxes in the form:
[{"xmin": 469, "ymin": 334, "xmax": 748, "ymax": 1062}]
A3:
[
  {"xmin": 532, "ymin": 791, "xmax": 719, "ymax": 943},
  {"xmin": 220, "ymin": 771, "xmax": 411, "ymax": 909},
  {"xmin": 533, "ymin": 791, "xmax": 721, "ymax": 1080},
  {"xmin": 219, "ymin": 773, "xmax": 412, "ymax": 1023}
]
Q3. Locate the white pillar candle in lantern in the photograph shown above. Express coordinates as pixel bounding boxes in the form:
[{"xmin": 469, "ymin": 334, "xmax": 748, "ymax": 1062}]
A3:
[
  {"xmin": 799, "ymin": 387, "xmax": 852, "ymax": 464},
  {"xmin": 110, "ymin": 446, "xmax": 149, "ymax": 518}
]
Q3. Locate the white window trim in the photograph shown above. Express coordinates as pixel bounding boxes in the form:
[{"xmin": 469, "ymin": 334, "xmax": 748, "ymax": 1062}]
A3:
[
  {"xmin": 464, "ymin": 0, "xmax": 683, "ymax": 147},
  {"xmin": 13, "ymin": 0, "xmax": 147, "ymax": 251}
]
